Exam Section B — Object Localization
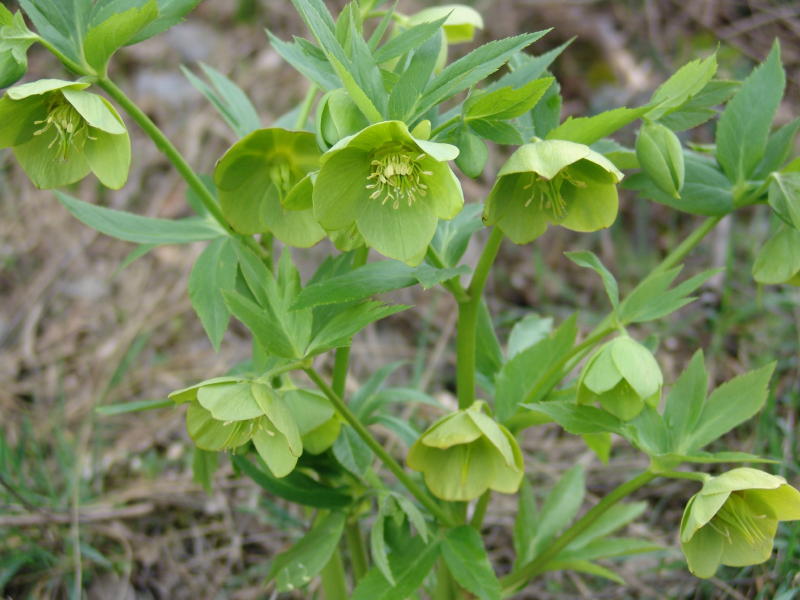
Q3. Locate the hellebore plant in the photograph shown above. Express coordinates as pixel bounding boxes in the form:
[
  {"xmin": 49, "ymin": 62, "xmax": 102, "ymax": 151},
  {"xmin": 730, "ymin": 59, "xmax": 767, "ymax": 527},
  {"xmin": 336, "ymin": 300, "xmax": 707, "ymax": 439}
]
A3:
[{"xmin": 3, "ymin": 0, "xmax": 800, "ymax": 598}]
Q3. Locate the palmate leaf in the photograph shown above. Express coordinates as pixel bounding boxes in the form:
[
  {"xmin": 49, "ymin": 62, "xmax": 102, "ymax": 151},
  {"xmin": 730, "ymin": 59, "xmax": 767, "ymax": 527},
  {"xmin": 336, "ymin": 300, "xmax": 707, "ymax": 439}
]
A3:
[
  {"xmin": 441, "ymin": 526, "xmax": 502, "ymax": 600},
  {"xmin": 546, "ymin": 105, "xmax": 650, "ymax": 145},
  {"xmin": 351, "ymin": 537, "xmax": 440, "ymax": 600}
]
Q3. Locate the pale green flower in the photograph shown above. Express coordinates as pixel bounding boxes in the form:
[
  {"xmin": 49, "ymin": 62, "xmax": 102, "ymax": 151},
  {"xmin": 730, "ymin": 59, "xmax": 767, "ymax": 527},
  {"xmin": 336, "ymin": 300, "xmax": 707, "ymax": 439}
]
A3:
[
  {"xmin": 680, "ymin": 468, "xmax": 800, "ymax": 578},
  {"xmin": 313, "ymin": 120, "xmax": 463, "ymax": 265},
  {"xmin": 484, "ymin": 139, "xmax": 623, "ymax": 244},
  {"xmin": 407, "ymin": 401, "xmax": 523, "ymax": 501},
  {"xmin": 0, "ymin": 78, "xmax": 130, "ymax": 189},
  {"xmin": 171, "ymin": 377, "xmax": 302, "ymax": 478}
]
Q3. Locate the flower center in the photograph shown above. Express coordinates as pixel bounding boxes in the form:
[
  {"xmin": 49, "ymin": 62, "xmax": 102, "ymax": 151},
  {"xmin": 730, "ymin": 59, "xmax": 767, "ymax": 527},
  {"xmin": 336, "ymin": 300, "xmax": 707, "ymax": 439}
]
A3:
[
  {"xmin": 708, "ymin": 494, "xmax": 770, "ymax": 545},
  {"xmin": 366, "ymin": 146, "xmax": 432, "ymax": 210},
  {"xmin": 33, "ymin": 96, "xmax": 92, "ymax": 160},
  {"xmin": 268, "ymin": 158, "xmax": 294, "ymax": 198},
  {"xmin": 522, "ymin": 170, "xmax": 587, "ymax": 220}
]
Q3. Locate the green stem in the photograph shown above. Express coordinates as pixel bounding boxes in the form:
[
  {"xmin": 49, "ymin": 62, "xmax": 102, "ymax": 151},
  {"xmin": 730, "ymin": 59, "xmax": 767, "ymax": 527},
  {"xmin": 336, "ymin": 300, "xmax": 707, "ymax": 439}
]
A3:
[
  {"xmin": 657, "ymin": 470, "xmax": 709, "ymax": 482},
  {"xmin": 320, "ymin": 546, "xmax": 349, "ymax": 600},
  {"xmin": 36, "ymin": 36, "xmax": 86, "ymax": 75},
  {"xmin": 654, "ymin": 215, "xmax": 723, "ymax": 273},
  {"xmin": 430, "ymin": 115, "xmax": 461, "ymax": 139},
  {"xmin": 501, "ymin": 471, "xmax": 656, "ymax": 595},
  {"xmin": 295, "ymin": 84, "xmax": 318, "ymax": 130},
  {"xmin": 331, "ymin": 247, "xmax": 370, "ymax": 397},
  {"xmin": 456, "ymin": 228, "xmax": 504, "ymax": 409},
  {"xmin": 425, "ymin": 247, "xmax": 469, "ymax": 303},
  {"xmin": 470, "ymin": 491, "xmax": 491, "ymax": 529},
  {"xmin": 346, "ymin": 521, "xmax": 369, "ymax": 580},
  {"xmin": 304, "ymin": 368, "xmax": 454, "ymax": 526}
]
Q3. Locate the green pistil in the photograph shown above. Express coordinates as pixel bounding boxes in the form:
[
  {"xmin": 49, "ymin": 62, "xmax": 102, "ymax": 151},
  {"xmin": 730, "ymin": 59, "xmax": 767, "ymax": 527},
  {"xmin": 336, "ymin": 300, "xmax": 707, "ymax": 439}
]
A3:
[
  {"xmin": 366, "ymin": 146, "xmax": 432, "ymax": 209},
  {"xmin": 522, "ymin": 170, "xmax": 587, "ymax": 220},
  {"xmin": 709, "ymin": 494, "xmax": 769, "ymax": 545},
  {"xmin": 33, "ymin": 96, "xmax": 92, "ymax": 160}
]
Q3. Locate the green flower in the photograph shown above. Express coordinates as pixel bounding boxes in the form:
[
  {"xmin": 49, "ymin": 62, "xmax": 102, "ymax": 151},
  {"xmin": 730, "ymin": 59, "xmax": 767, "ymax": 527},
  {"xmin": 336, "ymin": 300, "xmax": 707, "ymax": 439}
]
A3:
[
  {"xmin": 577, "ymin": 335, "xmax": 662, "ymax": 421},
  {"xmin": 407, "ymin": 4, "xmax": 484, "ymax": 44},
  {"xmin": 680, "ymin": 468, "xmax": 800, "ymax": 578},
  {"xmin": 407, "ymin": 401, "xmax": 523, "ymax": 501},
  {"xmin": 313, "ymin": 120, "xmax": 463, "ymax": 265},
  {"xmin": 283, "ymin": 388, "xmax": 341, "ymax": 455},
  {"xmin": 170, "ymin": 377, "xmax": 303, "ymax": 478},
  {"xmin": 0, "ymin": 78, "xmax": 130, "ymax": 189},
  {"xmin": 215, "ymin": 127, "xmax": 325, "ymax": 247},
  {"xmin": 484, "ymin": 139, "xmax": 623, "ymax": 244}
]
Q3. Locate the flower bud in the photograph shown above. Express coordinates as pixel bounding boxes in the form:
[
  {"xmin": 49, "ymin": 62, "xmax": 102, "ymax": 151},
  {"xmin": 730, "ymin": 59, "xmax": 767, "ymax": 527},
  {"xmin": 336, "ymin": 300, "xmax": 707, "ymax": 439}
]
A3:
[
  {"xmin": 316, "ymin": 88, "xmax": 369, "ymax": 149},
  {"xmin": 407, "ymin": 401, "xmax": 523, "ymax": 501},
  {"xmin": 635, "ymin": 122, "xmax": 684, "ymax": 198},
  {"xmin": 577, "ymin": 335, "xmax": 662, "ymax": 421},
  {"xmin": 680, "ymin": 468, "xmax": 800, "ymax": 578}
]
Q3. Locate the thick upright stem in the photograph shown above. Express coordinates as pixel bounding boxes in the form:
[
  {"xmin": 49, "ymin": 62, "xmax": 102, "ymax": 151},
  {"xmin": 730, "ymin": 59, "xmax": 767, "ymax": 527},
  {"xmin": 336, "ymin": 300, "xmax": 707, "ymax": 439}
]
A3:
[
  {"xmin": 304, "ymin": 368, "xmax": 453, "ymax": 526},
  {"xmin": 320, "ymin": 546, "xmax": 349, "ymax": 600},
  {"xmin": 456, "ymin": 228, "xmax": 504, "ymax": 409},
  {"xmin": 500, "ymin": 471, "xmax": 656, "ymax": 595}
]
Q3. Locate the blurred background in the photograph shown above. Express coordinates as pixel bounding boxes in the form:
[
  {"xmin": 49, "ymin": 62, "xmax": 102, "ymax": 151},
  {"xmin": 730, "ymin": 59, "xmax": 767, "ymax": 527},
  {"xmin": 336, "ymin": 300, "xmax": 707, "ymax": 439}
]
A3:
[{"xmin": 1, "ymin": 0, "xmax": 798, "ymax": 598}]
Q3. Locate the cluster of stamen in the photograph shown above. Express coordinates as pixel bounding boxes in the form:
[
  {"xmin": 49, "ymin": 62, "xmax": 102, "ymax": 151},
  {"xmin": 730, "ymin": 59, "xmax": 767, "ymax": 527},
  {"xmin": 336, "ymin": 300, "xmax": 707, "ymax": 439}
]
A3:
[
  {"xmin": 33, "ymin": 96, "xmax": 92, "ymax": 160},
  {"xmin": 366, "ymin": 147, "xmax": 432, "ymax": 209},
  {"xmin": 522, "ymin": 170, "xmax": 587, "ymax": 219},
  {"xmin": 708, "ymin": 494, "xmax": 769, "ymax": 545}
]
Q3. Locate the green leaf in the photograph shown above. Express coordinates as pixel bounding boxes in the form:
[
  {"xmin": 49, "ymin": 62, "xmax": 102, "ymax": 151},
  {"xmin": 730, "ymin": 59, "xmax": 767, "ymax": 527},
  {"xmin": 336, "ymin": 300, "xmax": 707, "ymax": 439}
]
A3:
[
  {"xmin": 223, "ymin": 289, "xmax": 300, "ymax": 359},
  {"xmin": 95, "ymin": 398, "xmax": 172, "ymax": 415},
  {"xmin": 715, "ymin": 40, "xmax": 785, "ymax": 183},
  {"xmin": 648, "ymin": 53, "xmax": 717, "ymax": 120},
  {"xmin": 295, "ymin": 260, "xmax": 463, "ymax": 309},
  {"xmin": 232, "ymin": 454, "xmax": 351, "ymax": 508},
  {"xmin": 468, "ymin": 119, "xmax": 523, "ymax": 145},
  {"xmin": 387, "ymin": 29, "xmax": 442, "ymax": 121},
  {"xmin": 753, "ymin": 225, "xmax": 800, "ymax": 285},
  {"xmin": 351, "ymin": 537, "xmax": 440, "ymax": 600},
  {"xmin": 658, "ymin": 450, "xmax": 777, "ymax": 465},
  {"xmin": 662, "ymin": 350, "xmax": 707, "ymax": 453},
  {"xmin": 547, "ymin": 106, "xmax": 650, "ymax": 145},
  {"xmin": 18, "ymin": 0, "xmax": 85, "ymax": 62},
  {"xmin": 544, "ymin": 559, "xmax": 624, "ymax": 583},
  {"xmin": 129, "ymin": 0, "xmax": 203, "ymax": 44},
  {"xmin": 181, "ymin": 63, "xmax": 261, "ymax": 138},
  {"xmin": 493, "ymin": 39, "xmax": 572, "ymax": 91},
  {"xmin": 619, "ymin": 265, "xmax": 721, "ymax": 324},
  {"xmin": 476, "ymin": 300, "xmax": 503, "ymax": 385},
  {"xmin": 268, "ymin": 511, "xmax": 347, "ymax": 592},
  {"xmin": 557, "ymin": 537, "xmax": 660, "ymax": 562},
  {"xmin": 309, "ymin": 301, "xmax": 408, "ymax": 355},
  {"xmin": 371, "ymin": 501, "xmax": 395, "ymax": 585},
  {"xmin": 57, "ymin": 192, "xmax": 225, "ymax": 244},
  {"xmin": 441, "ymin": 526, "xmax": 502, "ymax": 600},
  {"xmin": 565, "ymin": 250, "xmax": 619, "ymax": 309},
  {"xmin": 465, "ymin": 77, "xmax": 553, "ymax": 121},
  {"xmin": 83, "ymin": 0, "xmax": 158, "ymax": 72},
  {"xmin": 754, "ymin": 118, "xmax": 800, "ymax": 179},
  {"xmin": 513, "ymin": 478, "xmax": 538, "ymax": 566},
  {"xmin": 431, "ymin": 203, "xmax": 484, "ymax": 267},
  {"xmin": 529, "ymin": 465, "xmax": 585, "ymax": 558},
  {"xmin": 329, "ymin": 53, "xmax": 383, "ymax": 122},
  {"xmin": 267, "ymin": 32, "xmax": 339, "ymax": 91},
  {"xmin": 658, "ymin": 79, "xmax": 739, "ymax": 131},
  {"xmin": 332, "ymin": 424, "xmax": 373, "ymax": 477},
  {"xmin": 768, "ymin": 172, "xmax": 800, "ymax": 230},
  {"xmin": 373, "ymin": 16, "xmax": 446, "ymax": 64},
  {"xmin": 686, "ymin": 362, "xmax": 776, "ymax": 451},
  {"xmin": 564, "ymin": 502, "xmax": 648, "ymax": 550},
  {"xmin": 188, "ymin": 238, "xmax": 236, "ymax": 351},
  {"xmin": 495, "ymin": 315, "xmax": 577, "ymax": 421},
  {"xmin": 528, "ymin": 402, "xmax": 626, "ymax": 436},
  {"xmin": 415, "ymin": 31, "xmax": 548, "ymax": 118},
  {"xmin": 507, "ymin": 314, "xmax": 552, "ymax": 359}
]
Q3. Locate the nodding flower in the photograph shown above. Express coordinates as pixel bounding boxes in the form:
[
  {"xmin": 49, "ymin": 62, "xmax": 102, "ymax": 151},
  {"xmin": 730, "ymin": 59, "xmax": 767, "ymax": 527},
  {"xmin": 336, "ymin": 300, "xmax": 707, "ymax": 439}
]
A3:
[
  {"xmin": 680, "ymin": 468, "xmax": 800, "ymax": 578},
  {"xmin": 407, "ymin": 401, "xmax": 524, "ymax": 501},
  {"xmin": 0, "ymin": 78, "xmax": 130, "ymax": 189},
  {"xmin": 484, "ymin": 139, "xmax": 623, "ymax": 244},
  {"xmin": 312, "ymin": 120, "xmax": 463, "ymax": 266}
]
